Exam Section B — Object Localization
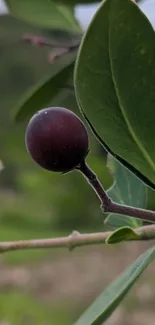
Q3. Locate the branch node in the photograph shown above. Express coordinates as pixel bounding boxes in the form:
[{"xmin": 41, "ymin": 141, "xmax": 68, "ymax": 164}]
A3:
[{"xmin": 68, "ymin": 231, "xmax": 80, "ymax": 251}]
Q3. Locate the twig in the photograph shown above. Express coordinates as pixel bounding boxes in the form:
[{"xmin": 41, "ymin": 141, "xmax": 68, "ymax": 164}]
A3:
[
  {"xmin": 0, "ymin": 225, "xmax": 155, "ymax": 254},
  {"xmin": 23, "ymin": 33, "xmax": 80, "ymax": 62},
  {"xmin": 77, "ymin": 161, "xmax": 111, "ymax": 208},
  {"xmin": 23, "ymin": 34, "xmax": 80, "ymax": 50},
  {"xmin": 78, "ymin": 161, "xmax": 155, "ymax": 223}
]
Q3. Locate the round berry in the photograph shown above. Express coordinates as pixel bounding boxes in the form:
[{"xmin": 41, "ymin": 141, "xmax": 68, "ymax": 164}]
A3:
[{"xmin": 25, "ymin": 107, "xmax": 89, "ymax": 172}]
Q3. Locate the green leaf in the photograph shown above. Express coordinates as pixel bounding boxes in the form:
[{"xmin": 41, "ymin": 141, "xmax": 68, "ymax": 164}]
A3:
[
  {"xmin": 105, "ymin": 155, "xmax": 147, "ymax": 228},
  {"xmin": 60, "ymin": 0, "xmax": 100, "ymax": 4},
  {"xmin": 74, "ymin": 245, "xmax": 155, "ymax": 325},
  {"xmin": 5, "ymin": 0, "xmax": 81, "ymax": 32},
  {"xmin": 52, "ymin": 0, "xmax": 99, "ymax": 3},
  {"xmin": 105, "ymin": 214, "xmax": 139, "ymax": 229},
  {"xmin": 74, "ymin": 0, "xmax": 155, "ymax": 189},
  {"xmin": 106, "ymin": 226, "xmax": 140, "ymax": 243},
  {"xmin": 14, "ymin": 52, "xmax": 76, "ymax": 122},
  {"xmin": 65, "ymin": 0, "xmax": 142, "ymax": 2}
]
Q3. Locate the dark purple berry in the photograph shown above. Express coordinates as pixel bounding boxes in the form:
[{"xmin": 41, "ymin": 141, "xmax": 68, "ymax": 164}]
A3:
[{"xmin": 25, "ymin": 107, "xmax": 89, "ymax": 172}]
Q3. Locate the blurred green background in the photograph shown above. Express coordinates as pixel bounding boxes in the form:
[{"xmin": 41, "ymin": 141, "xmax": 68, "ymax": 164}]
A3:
[{"xmin": 0, "ymin": 12, "xmax": 155, "ymax": 325}]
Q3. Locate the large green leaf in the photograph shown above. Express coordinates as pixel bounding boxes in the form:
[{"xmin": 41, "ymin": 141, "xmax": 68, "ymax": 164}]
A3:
[
  {"xmin": 74, "ymin": 245, "xmax": 155, "ymax": 325},
  {"xmin": 74, "ymin": 0, "xmax": 155, "ymax": 189},
  {"xmin": 5, "ymin": 0, "xmax": 81, "ymax": 32},
  {"xmin": 105, "ymin": 155, "xmax": 147, "ymax": 228},
  {"xmin": 14, "ymin": 52, "xmax": 76, "ymax": 122}
]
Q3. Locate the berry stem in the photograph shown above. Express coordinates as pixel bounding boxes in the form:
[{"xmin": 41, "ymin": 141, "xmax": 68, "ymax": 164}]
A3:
[
  {"xmin": 77, "ymin": 160, "xmax": 111, "ymax": 209},
  {"xmin": 78, "ymin": 160, "xmax": 155, "ymax": 223}
]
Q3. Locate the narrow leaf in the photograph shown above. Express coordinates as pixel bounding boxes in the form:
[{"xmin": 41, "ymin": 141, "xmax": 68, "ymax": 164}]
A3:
[
  {"xmin": 74, "ymin": 0, "xmax": 155, "ymax": 189},
  {"xmin": 74, "ymin": 245, "xmax": 155, "ymax": 325}
]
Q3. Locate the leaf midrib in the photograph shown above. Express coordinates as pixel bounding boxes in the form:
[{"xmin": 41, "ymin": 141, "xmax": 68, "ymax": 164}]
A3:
[{"xmin": 108, "ymin": 8, "xmax": 155, "ymax": 173}]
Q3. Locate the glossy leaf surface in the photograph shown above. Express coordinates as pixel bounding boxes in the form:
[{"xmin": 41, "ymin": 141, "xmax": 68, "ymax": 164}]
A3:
[{"xmin": 75, "ymin": 0, "xmax": 155, "ymax": 189}]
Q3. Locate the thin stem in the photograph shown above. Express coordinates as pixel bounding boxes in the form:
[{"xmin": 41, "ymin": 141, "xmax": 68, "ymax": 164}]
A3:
[
  {"xmin": 77, "ymin": 161, "xmax": 112, "ymax": 209},
  {"xmin": 23, "ymin": 34, "xmax": 80, "ymax": 50},
  {"xmin": 23, "ymin": 34, "xmax": 80, "ymax": 62},
  {"xmin": 0, "ymin": 225, "xmax": 155, "ymax": 254},
  {"xmin": 109, "ymin": 202, "xmax": 155, "ymax": 222},
  {"xmin": 78, "ymin": 161, "xmax": 155, "ymax": 223}
]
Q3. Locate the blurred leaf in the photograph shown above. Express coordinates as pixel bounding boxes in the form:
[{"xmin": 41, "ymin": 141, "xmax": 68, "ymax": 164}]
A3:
[
  {"xmin": 74, "ymin": 0, "xmax": 155, "ymax": 189},
  {"xmin": 106, "ymin": 226, "xmax": 140, "ymax": 244},
  {"xmin": 0, "ymin": 160, "xmax": 4, "ymax": 172},
  {"xmin": 0, "ymin": 292, "xmax": 70, "ymax": 325},
  {"xmin": 14, "ymin": 52, "xmax": 76, "ymax": 122},
  {"xmin": 58, "ymin": 0, "xmax": 100, "ymax": 3},
  {"xmin": 105, "ymin": 155, "xmax": 147, "ymax": 228},
  {"xmin": 74, "ymin": 245, "xmax": 155, "ymax": 325},
  {"xmin": 50, "ymin": 0, "xmax": 144, "ymax": 4},
  {"xmin": 105, "ymin": 214, "xmax": 140, "ymax": 229},
  {"xmin": 5, "ymin": 0, "xmax": 81, "ymax": 32}
]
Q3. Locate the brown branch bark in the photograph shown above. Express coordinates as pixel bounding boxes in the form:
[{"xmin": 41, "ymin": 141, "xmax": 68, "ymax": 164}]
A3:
[{"xmin": 78, "ymin": 161, "xmax": 155, "ymax": 223}]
